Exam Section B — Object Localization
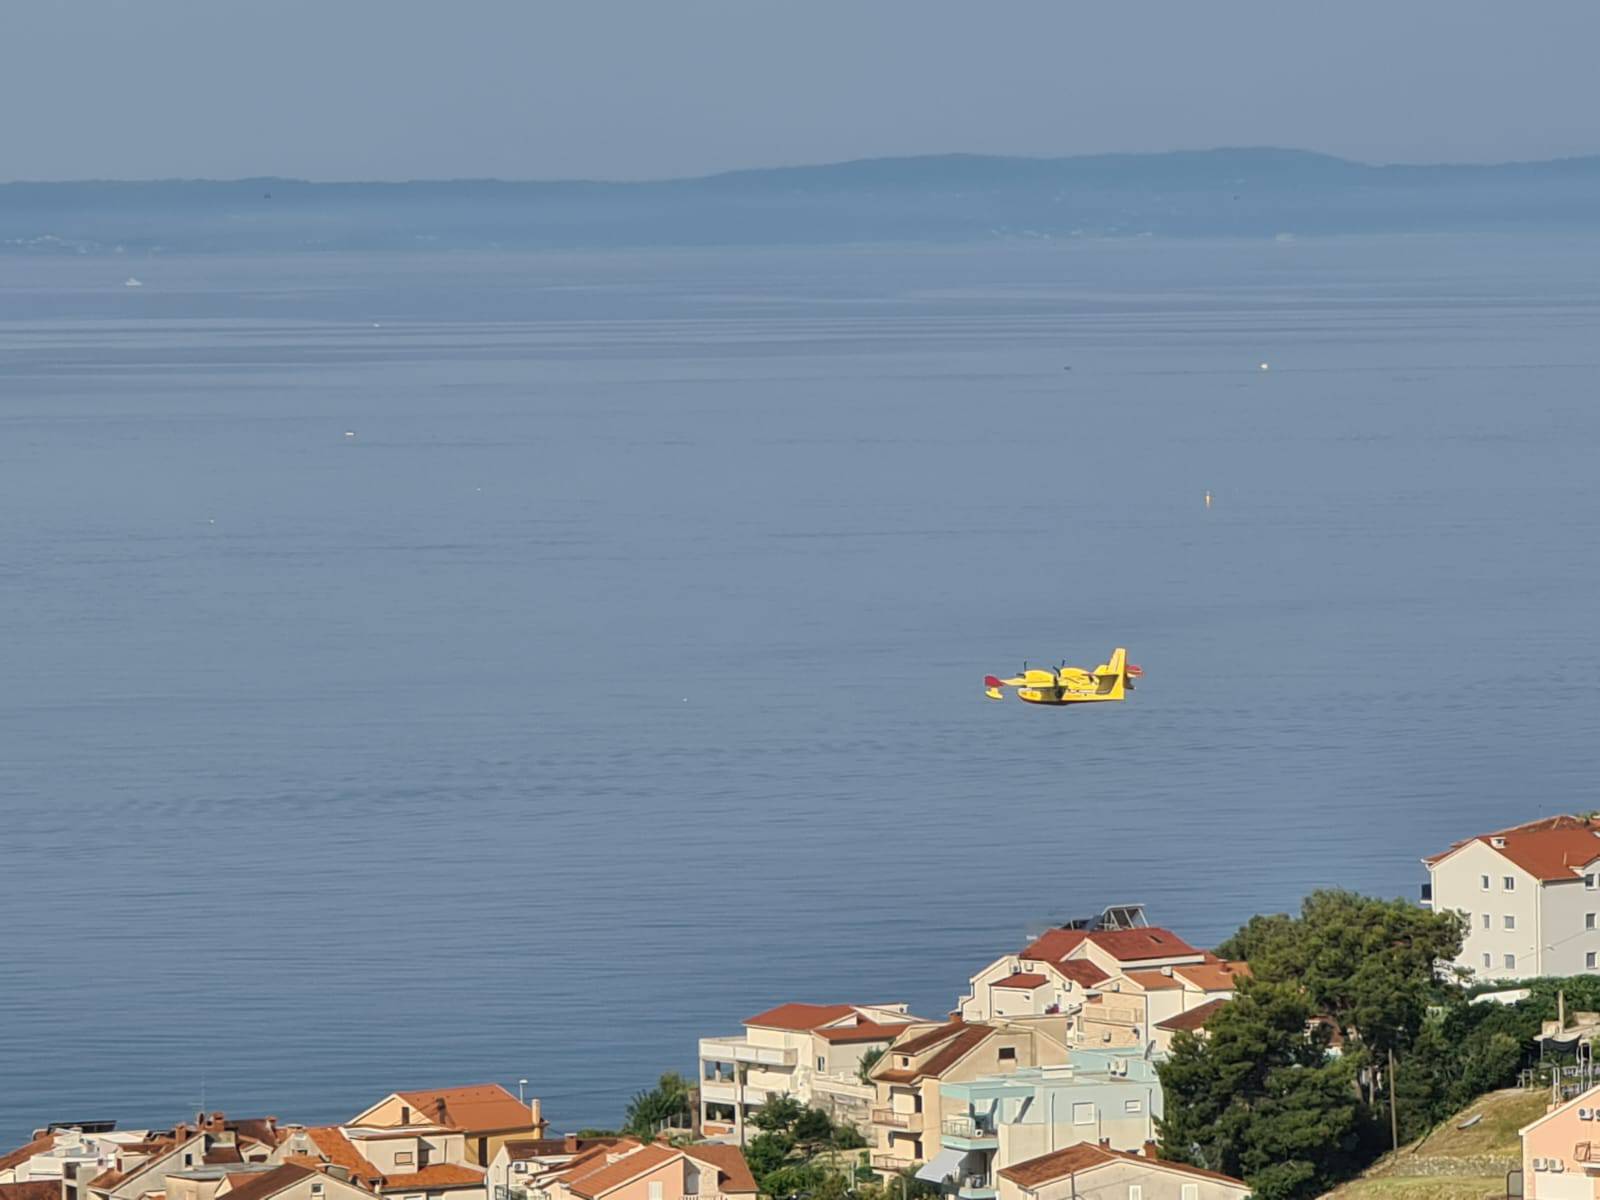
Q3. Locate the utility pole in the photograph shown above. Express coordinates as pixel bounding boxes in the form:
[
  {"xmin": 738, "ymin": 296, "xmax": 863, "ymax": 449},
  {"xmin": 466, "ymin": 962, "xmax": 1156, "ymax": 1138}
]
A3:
[{"xmin": 1388, "ymin": 1047, "xmax": 1400, "ymax": 1153}]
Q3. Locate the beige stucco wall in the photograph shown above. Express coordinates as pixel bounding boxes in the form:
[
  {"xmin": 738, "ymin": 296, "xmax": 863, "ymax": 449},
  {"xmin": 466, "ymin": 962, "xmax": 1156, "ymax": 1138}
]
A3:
[
  {"xmin": 1525, "ymin": 1093, "xmax": 1600, "ymax": 1200},
  {"xmin": 998, "ymin": 1157, "xmax": 1249, "ymax": 1200},
  {"xmin": 1432, "ymin": 841, "xmax": 1541, "ymax": 980}
]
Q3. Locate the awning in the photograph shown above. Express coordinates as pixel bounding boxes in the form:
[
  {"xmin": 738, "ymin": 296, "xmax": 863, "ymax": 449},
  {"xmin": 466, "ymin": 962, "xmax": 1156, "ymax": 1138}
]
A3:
[{"xmin": 916, "ymin": 1148, "xmax": 967, "ymax": 1184}]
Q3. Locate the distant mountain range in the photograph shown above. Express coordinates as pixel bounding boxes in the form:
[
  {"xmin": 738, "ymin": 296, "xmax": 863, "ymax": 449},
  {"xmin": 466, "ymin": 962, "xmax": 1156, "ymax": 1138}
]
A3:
[{"xmin": 5, "ymin": 148, "xmax": 1600, "ymax": 252}]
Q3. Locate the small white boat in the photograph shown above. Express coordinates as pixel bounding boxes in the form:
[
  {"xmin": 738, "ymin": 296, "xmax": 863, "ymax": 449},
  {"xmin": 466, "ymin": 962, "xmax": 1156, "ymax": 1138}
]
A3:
[{"xmin": 124, "ymin": 277, "xmax": 143, "ymax": 288}]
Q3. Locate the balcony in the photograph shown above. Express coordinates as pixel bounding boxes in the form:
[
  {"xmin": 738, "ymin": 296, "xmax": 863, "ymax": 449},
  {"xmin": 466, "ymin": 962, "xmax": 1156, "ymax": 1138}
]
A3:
[
  {"xmin": 940, "ymin": 1117, "xmax": 998, "ymax": 1149},
  {"xmin": 871, "ymin": 1154, "xmax": 913, "ymax": 1173},
  {"xmin": 699, "ymin": 1037, "xmax": 798, "ymax": 1068},
  {"xmin": 958, "ymin": 1174, "xmax": 995, "ymax": 1199},
  {"xmin": 872, "ymin": 1108, "xmax": 918, "ymax": 1129}
]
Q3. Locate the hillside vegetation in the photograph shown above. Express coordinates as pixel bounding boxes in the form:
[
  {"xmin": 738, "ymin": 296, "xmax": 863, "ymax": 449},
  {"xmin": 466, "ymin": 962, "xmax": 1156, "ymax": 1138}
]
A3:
[{"xmin": 1323, "ymin": 1088, "xmax": 1543, "ymax": 1200}]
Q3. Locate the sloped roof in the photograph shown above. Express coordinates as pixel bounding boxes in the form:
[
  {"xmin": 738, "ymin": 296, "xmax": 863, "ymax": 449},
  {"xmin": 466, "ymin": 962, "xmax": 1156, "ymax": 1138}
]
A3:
[
  {"xmin": 1051, "ymin": 961, "xmax": 1110, "ymax": 988},
  {"xmin": 0, "ymin": 1183, "xmax": 68, "ymax": 1200},
  {"xmin": 1173, "ymin": 961, "xmax": 1249, "ymax": 992},
  {"xmin": 216, "ymin": 1164, "xmax": 316, "ymax": 1200},
  {"xmin": 742, "ymin": 1003, "xmax": 857, "ymax": 1031},
  {"xmin": 1425, "ymin": 815, "xmax": 1600, "ymax": 882},
  {"xmin": 559, "ymin": 1144, "xmax": 677, "ymax": 1199},
  {"xmin": 1021, "ymin": 927, "xmax": 1199, "ymax": 965},
  {"xmin": 304, "ymin": 1128, "xmax": 382, "ymax": 1185},
  {"xmin": 0, "ymin": 1137, "xmax": 56, "ymax": 1175},
  {"xmin": 383, "ymin": 1166, "xmax": 485, "ymax": 1191},
  {"xmin": 1000, "ymin": 1143, "xmax": 1246, "ymax": 1190},
  {"xmin": 682, "ymin": 1145, "xmax": 757, "ymax": 1194},
  {"xmin": 396, "ymin": 1085, "xmax": 534, "ymax": 1134},
  {"xmin": 1156, "ymin": 998, "xmax": 1230, "ymax": 1033},
  {"xmin": 993, "ymin": 973, "xmax": 1048, "ymax": 991},
  {"xmin": 813, "ymin": 1020, "xmax": 916, "ymax": 1043},
  {"xmin": 877, "ymin": 1023, "xmax": 994, "ymax": 1083},
  {"xmin": 1123, "ymin": 971, "xmax": 1184, "ymax": 991}
]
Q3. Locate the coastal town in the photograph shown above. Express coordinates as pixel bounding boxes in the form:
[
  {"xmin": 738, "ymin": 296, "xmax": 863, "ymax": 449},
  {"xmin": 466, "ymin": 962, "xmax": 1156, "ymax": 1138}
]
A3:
[{"xmin": 11, "ymin": 815, "xmax": 1600, "ymax": 1200}]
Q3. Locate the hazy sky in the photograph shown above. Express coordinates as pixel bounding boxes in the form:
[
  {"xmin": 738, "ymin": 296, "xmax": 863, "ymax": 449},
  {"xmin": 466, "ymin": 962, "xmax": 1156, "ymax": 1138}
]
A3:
[{"xmin": 6, "ymin": 0, "xmax": 1598, "ymax": 181}]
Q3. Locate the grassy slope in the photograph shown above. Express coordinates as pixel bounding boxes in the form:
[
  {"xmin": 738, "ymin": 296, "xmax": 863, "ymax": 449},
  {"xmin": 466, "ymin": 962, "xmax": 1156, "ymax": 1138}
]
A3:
[{"xmin": 1324, "ymin": 1089, "xmax": 1546, "ymax": 1200}]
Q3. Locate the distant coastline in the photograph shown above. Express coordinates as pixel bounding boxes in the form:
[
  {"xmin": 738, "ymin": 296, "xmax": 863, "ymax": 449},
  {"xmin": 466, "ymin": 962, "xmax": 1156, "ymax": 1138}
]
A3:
[{"xmin": 5, "ymin": 147, "xmax": 1600, "ymax": 252}]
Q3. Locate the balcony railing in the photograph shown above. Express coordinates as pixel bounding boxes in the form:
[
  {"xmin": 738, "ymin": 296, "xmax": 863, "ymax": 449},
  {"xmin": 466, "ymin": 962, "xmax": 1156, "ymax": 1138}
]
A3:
[
  {"xmin": 871, "ymin": 1154, "xmax": 913, "ymax": 1172},
  {"xmin": 941, "ymin": 1117, "xmax": 997, "ymax": 1139},
  {"xmin": 872, "ymin": 1108, "xmax": 916, "ymax": 1128},
  {"xmin": 958, "ymin": 1174, "xmax": 994, "ymax": 1196}
]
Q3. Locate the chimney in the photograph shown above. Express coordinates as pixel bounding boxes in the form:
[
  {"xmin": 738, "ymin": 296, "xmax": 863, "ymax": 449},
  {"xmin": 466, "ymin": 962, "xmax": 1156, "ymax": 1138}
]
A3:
[
  {"xmin": 1143, "ymin": 1141, "xmax": 1160, "ymax": 1160},
  {"xmin": 564, "ymin": 1134, "xmax": 579, "ymax": 1154},
  {"xmin": 266, "ymin": 1118, "xmax": 279, "ymax": 1136},
  {"xmin": 435, "ymin": 1098, "xmax": 449, "ymax": 1124},
  {"xmin": 1099, "ymin": 1139, "xmax": 1110, "ymax": 1149},
  {"xmin": 530, "ymin": 1098, "xmax": 543, "ymax": 1131}
]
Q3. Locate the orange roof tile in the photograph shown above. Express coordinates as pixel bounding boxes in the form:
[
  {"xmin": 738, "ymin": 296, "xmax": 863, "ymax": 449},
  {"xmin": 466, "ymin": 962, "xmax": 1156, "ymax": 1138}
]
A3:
[
  {"xmin": 559, "ymin": 1144, "xmax": 677, "ymax": 1199},
  {"xmin": 1173, "ymin": 962, "xmax": 1249, "ymax": 992},
  {"xmin": 382, "ymin": 1166, "xmax": 484, "ymax": 1191},
  {"xmin": 1123, "ymin": 971, "xmax": 1184, "ymax": 991},
  {"xmin": 304, "ymin": 1128, "xmax": 381, "ymax": 1185},
  {"xmin": 682, "ymin": 1145, "xmax": 756, "ymax": 1194},
  {"xmin": 1426, "ymin": 815, "xmax": 1600, "ymax": 881},
  {"xmin": 993, "ymin": 973, "xmax": 1049, "ymax": 990},
  {"xmin": 396, "ymin": 1085, "xmax": 535, "ymax": 1134},
  {"xmin": 1084, "ymin": 928, "xmax": 1199, "ymax": 962},
  {"xmin": 0, "ymin": 1136, "xmax": 57, "ymax": 1176},
  {"xmin": 1019, "ymin": 930, "xmax": 1088, "ymax": 963},
  {"xmin": 1000, "ymin": 1143, "xmax": 1246, "ymax": 1190},
  {"xmin": 743, "ymin": 1003, "xmax": 858, "ymax": 1031},
  {"xmin": 88, "ymin": 1169, "xmax": 126, "ymax": 1191},
  {"xmin": 887, "ymin": 1020, "xmax": 970, "ymax": 1056},
  {"xmin": 0, "ymin": 1183, "xmax": 64, "ymax": 1200},
  {"xmin": 814, "ymin": 1020, "xmax": 917, "ymax": 1043},
  {"xmin": 217, "ymin": 1165, "xmax": 317, "ymax": 1200},
  {"xmin": 1049, "ymin": 960, "xmax": 1109, "ymax": 988},
  {"xmin": 1156, "ymin": 998, "xmax": 1230, "ymax": 1033}
]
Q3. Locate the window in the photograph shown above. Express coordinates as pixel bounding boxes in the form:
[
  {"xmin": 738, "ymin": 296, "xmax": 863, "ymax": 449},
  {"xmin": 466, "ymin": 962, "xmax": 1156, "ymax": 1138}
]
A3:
[
  {"xmin": 1505, "ymin": 915, "xmax": 1516, "ymax": 930},
  {"xmin": 311, "ymin": 1187, "xmax": 324, "ymax": 1198},
  {"xmin": 1505, "ymin": 954, "xmax": 1516, "ymax": 969},
  {"xmin": 998, "ymin": 1047, "xmax": 1017, "ymax": 1063},
  {"xmin": 1589, "ymin": 953, "xmax": 1597, "ymax": 970},
  {"xmin": 400, "ymin": 1106, "xmax": 411, "ymax": 1124},
  {"xmin": 1504, "ymin": 876, "xmax": 1516, "ymax": 891},
  {"xmin": 1124, "ymin": 1099, "xmax": 1143, "ymax": 1114},
  {"xmin": 1481, "ymin": 875, "xmax": 1490, "ymax": 891},
  {"xmin": 1482, "ymin": 953, "xmax": 1492, "ymax": 968},
  {"xmin": 1588, "ymin": 914, "xmax": 1596, "ymax": 931},
  {"xmin": 1072, "ymin": 1102, "xmax": 1095, "ymax": 1125},
  {"xmin": 1588, "ymin": 874, "xmax": 1597, "ymax": 890},
  {"xmin": 395, "ymin": 1153, "xmax": 415, "ymax": 1166},
  {"xmin": 1182, "ymin": 1186, "xmax": 1199, "ymax": 1200},
  {"xmin": 1481, "ymin": 913, "xmax": 1490, "ymax": 929},
  {"xmin": 913, "ymin": 1095, "xmax": 923, "ymax": 1114},
  {"xmin": 817, "ymin": 1057, "xmax": 825, "ymax": 1071},
  {"xmin": 649, "ymin": 1184, "xmax": 664, "ymax": 1200},
  {"xmin": 1129, "ymin": 1188, "xmax": 1142, "ymax": 1200}
]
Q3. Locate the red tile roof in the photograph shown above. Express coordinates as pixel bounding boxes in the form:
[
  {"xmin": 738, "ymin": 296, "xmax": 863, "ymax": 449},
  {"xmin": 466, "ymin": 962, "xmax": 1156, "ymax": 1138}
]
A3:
[
  {"xmin": 1425, "ymin": 815, "xmax": 1600, "ymax": 882},
  {"xmin": 504, "ymin": 1138, "xmax": 622, "ymax": 1161},
  {"xmin": 743, "ymin": 1003, "xmax": 858, "ymax": 1031},
  {"xmin": 1156, "ymin": 998, "xmax": 1231, "ymax": 1033},
  {"xmin": 993, "ymin": 973, "xmax": 1049, "ymax": 990},
  {"xmin": 1083, "ymin": 928, "xmax": 1199, "ymax": 962},
  {"xmin": 0, "ymin": 1183, "xmax": 64, "ymax": 1200},
  {"xmin": 559, "ymin": 1143, "xmax": 676, "ymax": 1199},
  {"xmin": 1050, "ymin": 960, "xmax": 1110, "ymax": 988},
  {"xmin": 0, "ymin": 1137, "xmax": 56, "ymax": 1175},
  {"xmin": 887, "ymin": 1020, "xmax": 970, "ymax": 1056},
  {"xmin": 1173, "ymin": 962, "xmax": 1249, "ymax": 992},
  {"xmin": 1000, "ymin": 1143, "xmax": 1246, "ymax": 1190},
  {"xmin": 1123, "ymin": 971, "xmax": 1184, "ymax": 991},
  {"xmin": 1019, "ymin": 930, "xmax": 1088, "ymax": 964},
  {"xmin": 217, "ymin": 1165, "xmax": 317, "ymax": 1200},
  {"xmin": 382, "ymin": 1166, "xmax": 485, "ymax": 1191},
  {"xmin": 87, "ymin": 1169, "xmax": 126, "ymax": 1191},
  {"xmin": 1021, "ymin": 927, "xmax": 1199, "ymax": 965},
  {"xmin": 396, "ymin": 1085, "xmax": 535, "ymax": 1134},
  {"xmin": 875, "ymin": 1022, "xmax": 994, "ymax": 1083},
  {"xmin": 303, "ymin": 1128, "xmax": 381, "ymax": 1186},
  {"xmin": 205, "ymin": 1150, "xmax": 244, "ymax": 1166},
  {"xmin": 813, "ymin": 1020, "xmax": 916, "ymax": 1043},
  {"xmin": 682, "ymin": 1145, "xmax": 757, "ymax": 1194}
]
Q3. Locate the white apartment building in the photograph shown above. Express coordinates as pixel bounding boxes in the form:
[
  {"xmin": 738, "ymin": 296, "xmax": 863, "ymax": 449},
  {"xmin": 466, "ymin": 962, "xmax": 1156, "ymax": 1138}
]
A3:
[
  {"xmin": 1424, "ymin": 814, "xmax": 1600, "ymax": 981},
  {"xmin": 698, "ymin": 1002, "xmax": 925, "ymax": 1138}
]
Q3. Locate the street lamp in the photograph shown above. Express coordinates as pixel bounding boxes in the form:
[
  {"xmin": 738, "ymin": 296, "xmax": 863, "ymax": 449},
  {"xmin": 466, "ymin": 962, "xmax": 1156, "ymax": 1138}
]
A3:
[{"xmin": 518, "ymin": 1079, "xmax": 529, "ymax": 1104}]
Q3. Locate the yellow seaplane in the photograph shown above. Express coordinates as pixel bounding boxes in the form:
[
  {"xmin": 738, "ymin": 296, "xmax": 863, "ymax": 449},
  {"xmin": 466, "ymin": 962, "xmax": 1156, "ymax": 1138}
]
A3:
[{"xmin": 984, "ymin": 647, "xmax": 1141, "ymax": 705}]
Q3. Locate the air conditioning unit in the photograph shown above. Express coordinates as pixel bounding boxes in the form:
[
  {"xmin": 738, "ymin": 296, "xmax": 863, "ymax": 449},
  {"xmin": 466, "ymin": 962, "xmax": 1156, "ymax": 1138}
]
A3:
[
  {"xmin": 1533, "ymin": 1159, "xmax": 1547, "ymax": 1172},
  {"xmin": 1580, "ymin": 1108, "xmax": 1594, "ymax": 1121},
  {"xmin": 1552, "ymin": 1160, "xmax": 1567, "ymax": 1173}
]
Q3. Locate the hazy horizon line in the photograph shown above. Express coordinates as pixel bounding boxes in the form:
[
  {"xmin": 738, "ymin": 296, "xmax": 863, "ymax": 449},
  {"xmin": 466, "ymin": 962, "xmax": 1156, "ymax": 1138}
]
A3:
[{"xmin": 8, "ymin": 144, "xmax": 1600, "ymax": 188}]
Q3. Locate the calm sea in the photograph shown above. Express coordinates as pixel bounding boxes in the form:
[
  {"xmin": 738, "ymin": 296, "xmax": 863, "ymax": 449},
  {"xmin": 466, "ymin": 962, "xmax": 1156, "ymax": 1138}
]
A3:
[{"xmin": 3, "ymin": 236, "xmax": 1600, "ymax": 1141}]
